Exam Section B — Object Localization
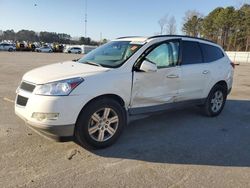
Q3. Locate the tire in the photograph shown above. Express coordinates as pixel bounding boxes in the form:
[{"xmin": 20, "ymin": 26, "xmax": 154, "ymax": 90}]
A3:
[
  {"xmin": 68, "ymin": 51, "xmax": 71, "ymax": 53},
  {"xmin": 203, "ymin": 84, "xmax": 227, "ymax": 117},
  {"xmin": 75, "ymin": 98, "xmax": 126, "ymax": 149},
  {"xmin": 8, "ymin": 48, "xmax": 13, "ymax": 52},
  {"xmin": 78, "ymin": 51, "xmax": 81, "ymax": 54}
]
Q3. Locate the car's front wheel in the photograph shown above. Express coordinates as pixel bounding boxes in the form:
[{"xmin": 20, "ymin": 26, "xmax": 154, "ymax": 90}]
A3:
[
  {"xmin": 75, "ymin": 98, "xmax": 126, "ymax": 149},
  {"xmin": 203, "ymin": 84, "xmax": 227, "ymax": 117},
  {"xmin": 8, "ymin": 48, "xmax": 13, "ymax": 52}
]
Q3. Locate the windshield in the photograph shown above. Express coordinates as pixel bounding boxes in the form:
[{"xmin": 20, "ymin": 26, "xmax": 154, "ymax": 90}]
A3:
[{"xmin": 78, "ymin": 41, "xmax": 142, "ymax": 68}]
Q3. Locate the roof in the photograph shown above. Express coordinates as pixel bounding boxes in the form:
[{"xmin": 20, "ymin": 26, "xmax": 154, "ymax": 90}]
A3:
[
  {"xmin": 116, "ymin": 35, "xmax": 216, "ymax": 45},
  {"xmin": 115, "ymin": 36, "xmax": 148, "ymax": 43},
  {"xmin": 148, "ymin": 35, "xmax": 216, "ymax": 44}
]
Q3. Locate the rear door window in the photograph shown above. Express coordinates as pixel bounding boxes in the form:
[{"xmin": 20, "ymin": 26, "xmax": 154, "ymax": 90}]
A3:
[
  {"xmin": 182, "ymin": 41, "xmax": 203, "ymax": 65},
  {"xmin": 200, "ymin": 43, "xmax": 224, "ymax": 62}
]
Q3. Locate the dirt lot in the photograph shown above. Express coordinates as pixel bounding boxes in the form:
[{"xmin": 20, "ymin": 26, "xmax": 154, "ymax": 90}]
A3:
[{"xmin": 0, "ymin": 52, "xmax": 250, "ymax": 188}]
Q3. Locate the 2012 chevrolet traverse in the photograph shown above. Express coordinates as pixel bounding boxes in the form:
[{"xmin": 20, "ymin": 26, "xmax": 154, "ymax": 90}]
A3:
[{"xmin": 15, "ymin": 35, "xmax": 234, "ymax": 149}]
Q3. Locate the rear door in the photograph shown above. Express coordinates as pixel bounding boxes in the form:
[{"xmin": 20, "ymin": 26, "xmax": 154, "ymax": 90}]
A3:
[{"xmin": 177, "ymin": 40, "xmax": 211, "ymax": 101}]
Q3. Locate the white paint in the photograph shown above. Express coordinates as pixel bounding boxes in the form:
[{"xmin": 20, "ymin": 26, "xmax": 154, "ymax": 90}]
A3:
[{"xmin": 15, "ymin": 36, "xmax": 234, "ymax": 138}]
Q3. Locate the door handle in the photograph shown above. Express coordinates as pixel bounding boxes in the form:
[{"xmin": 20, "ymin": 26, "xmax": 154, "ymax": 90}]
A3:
[
  {"xmin": 166, "ymin": 74, "xmax": 179, "ymax": 78},
  {"xmin": 202, "ymin": 70, "xmax": 210, "ymax": 74}
]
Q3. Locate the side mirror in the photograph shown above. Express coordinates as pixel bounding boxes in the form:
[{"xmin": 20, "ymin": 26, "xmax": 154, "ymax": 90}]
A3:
[{"xmin": 139, "ymin": 60, "xmax": 157, "ymax": 72}]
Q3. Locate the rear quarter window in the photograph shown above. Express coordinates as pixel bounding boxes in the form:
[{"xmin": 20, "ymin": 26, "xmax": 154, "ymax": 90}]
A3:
[{"xmin": 200, "ymin": 43, "xmax": 224, "ymax": 62}]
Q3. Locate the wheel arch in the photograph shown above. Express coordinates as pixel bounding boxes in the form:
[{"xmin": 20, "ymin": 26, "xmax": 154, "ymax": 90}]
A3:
[
  {"xmin": 74, "ymin": 93, "xmax": 127, "ymax": 134},
  {"xmin": 85, "ymin": 94, "xmax": 125, "ymax": 107},
  {"xmin": 76, "ymin": 93, "xmax": 126, "ymax": 120},
  {"xmin": 214, "ymin": 80, "xmax": 228, "ymax": 91}
]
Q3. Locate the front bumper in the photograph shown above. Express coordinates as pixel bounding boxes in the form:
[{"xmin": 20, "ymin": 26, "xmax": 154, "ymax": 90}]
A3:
[
  {"xmin": 15, "ymin": 83, "xmax": 92, "ymax": 141},
  {"xmin": 16, "ymin": 110, "xmax": 74, "ymax": 141}
]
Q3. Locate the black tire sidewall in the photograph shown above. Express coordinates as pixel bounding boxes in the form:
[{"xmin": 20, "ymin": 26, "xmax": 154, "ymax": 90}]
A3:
[
  {"xmin": 205, "ymin": 85, "xmax": 227, "ymax": 117},
  {"xmin": 75, "ymin": 98, "xmax": 126, "ymax": 149}
]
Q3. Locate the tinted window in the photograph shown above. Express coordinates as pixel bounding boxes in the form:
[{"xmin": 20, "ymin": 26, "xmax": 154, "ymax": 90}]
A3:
[
  {"xmin": 145, "ymin": 41, "xmax": 179, "ymax": 68},
  {"xmin": 182, "ymin": 41, "xmax": 203, "ymax": 65},
  {"xmin": 200, "ymin": 43, "xmax": 224, "ymax": 62}
]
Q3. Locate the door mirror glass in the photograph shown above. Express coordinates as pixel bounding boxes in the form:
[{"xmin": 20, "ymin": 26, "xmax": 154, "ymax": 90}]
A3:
[{"xmin": 139, "ymin": 60, "xmax": 157, "ymax": 72}]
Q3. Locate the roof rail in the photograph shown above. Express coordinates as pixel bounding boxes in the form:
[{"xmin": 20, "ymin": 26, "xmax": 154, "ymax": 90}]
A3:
[
  {"xmin": 148, "ymin": 35, "xmax": 216, "ymax": 44},
  {"xmin": 116, "ymin": 36, "xmax": 145, "ymax": 39}
]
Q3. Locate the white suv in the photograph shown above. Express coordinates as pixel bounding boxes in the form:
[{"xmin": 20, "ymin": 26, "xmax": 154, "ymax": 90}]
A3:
[
  {"xmin": 15, "ymin": 35, "xmax": 234, "ymax": 149},
  {"xmin": 67, "ymin": 47, "xmax": 82, "ymax": 54}
]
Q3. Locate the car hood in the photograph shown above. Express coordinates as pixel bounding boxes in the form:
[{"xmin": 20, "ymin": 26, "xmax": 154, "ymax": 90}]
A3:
[{"xmin": 22, "ymin": 61, "xmax": 110, "ymax": 84}]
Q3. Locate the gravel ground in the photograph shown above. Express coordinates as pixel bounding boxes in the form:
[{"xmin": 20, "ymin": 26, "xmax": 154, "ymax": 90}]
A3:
[{"xmin": 0, "ymin": 52, "xmax": 250, "ymax": 188}]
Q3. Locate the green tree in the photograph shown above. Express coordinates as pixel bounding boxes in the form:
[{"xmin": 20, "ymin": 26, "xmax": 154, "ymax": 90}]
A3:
[
  {"xmin": 16, "ymin": 30, "xmax": 38, "ymax": 42},
  {"xmin": 202, "ymin": 7, "xmax": 223, "ymax": 42},
  {"xmin": 182, "ymin": 11, "xmax": 203, "ymax": 37},
  {"xmin": 240, "ymin": 4, "xmax": 250, "ymax": 51},
  {"xmin": 3, "ymin": 30, "xmax": 15, "ymax": 40},
  {"xmin": 79, "ymin": 37, "xmax": 91, "ymax": 45},
  {"xmin": 213, "ymin": 6, "xmax": 236, "ymax": 49}
]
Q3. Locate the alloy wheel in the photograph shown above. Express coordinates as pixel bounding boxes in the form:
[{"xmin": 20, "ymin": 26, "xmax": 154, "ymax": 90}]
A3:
[{"xmin": 88, "ymin": 108, "xmax": 119, "ymax": 142}]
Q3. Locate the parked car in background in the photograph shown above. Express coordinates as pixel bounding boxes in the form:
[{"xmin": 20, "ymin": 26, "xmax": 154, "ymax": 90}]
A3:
[
  {"xmin": 67, "ymin": 47, "xmax": 82, "ymax": 54},
  {"xmin": 15, "ymin": 35, "xmax": 234, "ymax": 149},
  {"xmin": 36, "ymin": 46, "xmax": 53, "ymax": 53},
  {"xmin": 0, "ymin": 43, "xmax": 16, "ymax": 52}
]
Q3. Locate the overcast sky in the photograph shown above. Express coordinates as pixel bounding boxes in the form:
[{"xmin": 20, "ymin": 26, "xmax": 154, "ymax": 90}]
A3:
[{"xmin": 0, "ymin": 0, "xmax": 249, "ymax": 40}]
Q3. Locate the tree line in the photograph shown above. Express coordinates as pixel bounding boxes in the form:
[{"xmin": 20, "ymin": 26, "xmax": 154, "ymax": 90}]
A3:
[
  {"xmin": 0, "ymin": 29, "xmax": 100, "ymax": 45},
  {"xmin": 182, "ymin": 4, "xmax": 250, "ymax": 51}
]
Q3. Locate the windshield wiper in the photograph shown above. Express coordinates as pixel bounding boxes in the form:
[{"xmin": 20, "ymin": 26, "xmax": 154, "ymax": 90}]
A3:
[{"xmin": 84, "ymin": 61, "xmax": 103, "ymax": 67}]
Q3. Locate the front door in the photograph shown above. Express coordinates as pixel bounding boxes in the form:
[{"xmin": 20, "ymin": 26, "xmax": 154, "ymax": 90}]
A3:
[{"xmin": 130, "ymin": 40, "xmax": 181, "ymax": 111}]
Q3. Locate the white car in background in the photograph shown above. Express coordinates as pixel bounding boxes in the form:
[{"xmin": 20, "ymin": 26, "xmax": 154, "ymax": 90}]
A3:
[
  {"xmin": 15, "ymin": 35, "xmax": 234, "ymax": 149},
  {"xmin": 67, "ymin": 47, "xmax": 82, "ymax": 54},
  {"xmin": 36, "ymin": 46, "xmax": 53, "ymax": 53},
  {"xmin": 0, "ymin": 43, "xmax": 16, "ymax": 52}
]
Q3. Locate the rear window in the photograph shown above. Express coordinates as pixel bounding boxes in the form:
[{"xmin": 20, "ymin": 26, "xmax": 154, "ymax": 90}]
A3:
[
  {"xmin": 200, "ymin": 43, "xmax": 224, "ymax": 62},
  {"xmin": 182, "ymin": 41, "xmax": 203, "ymax": 65}
]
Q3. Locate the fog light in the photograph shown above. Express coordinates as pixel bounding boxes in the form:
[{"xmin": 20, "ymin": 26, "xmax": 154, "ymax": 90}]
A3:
[{"xmin": 32, "ymin": 113, "xmax": 59, "ymax": 121}]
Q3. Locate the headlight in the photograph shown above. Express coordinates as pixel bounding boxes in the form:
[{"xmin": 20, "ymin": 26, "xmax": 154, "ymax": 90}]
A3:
[{"xmin": 34, "ymin": 77, "xmax": 84, "ymax": 96}]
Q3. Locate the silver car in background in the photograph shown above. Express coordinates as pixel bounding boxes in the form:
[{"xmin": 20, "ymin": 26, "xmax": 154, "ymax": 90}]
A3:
[
  {"xmin": 36, "ymin": 46, "xmax": 53, "ymax": 53},
  {"xmin": 0, "ymin": 43, "xmax": 16, "ymax": 52}
]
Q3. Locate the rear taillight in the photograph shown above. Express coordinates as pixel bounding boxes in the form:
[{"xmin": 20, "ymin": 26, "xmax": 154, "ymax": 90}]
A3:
[{"xmin": 230, "ymin": 62, "xmax": 235, "ymax": 69}]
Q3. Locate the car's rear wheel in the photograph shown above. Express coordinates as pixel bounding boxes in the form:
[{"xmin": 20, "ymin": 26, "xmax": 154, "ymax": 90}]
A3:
[
  {"xmin": 203, "ymin": 84, "xmax": 227, "ymax": 117},
  {"xmin": 68, "ymin": 51, "xmax": 71, "ymax": 53},
  {"xmin": 78, "ymin": 51, "xmax": 81, "ymax": 54},
  {"xmin": 75, "ymin": 98, "xmax": 126, "ymax": 149},
  {"xmin": 8, "ymin": 48, "xmax": 13, "ymax": 52}
]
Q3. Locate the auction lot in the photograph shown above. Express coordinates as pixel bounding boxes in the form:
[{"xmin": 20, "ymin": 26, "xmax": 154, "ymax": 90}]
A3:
[{"xmin": 0, "ymin": 52, "xmax": 250, "ymax": 188}]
